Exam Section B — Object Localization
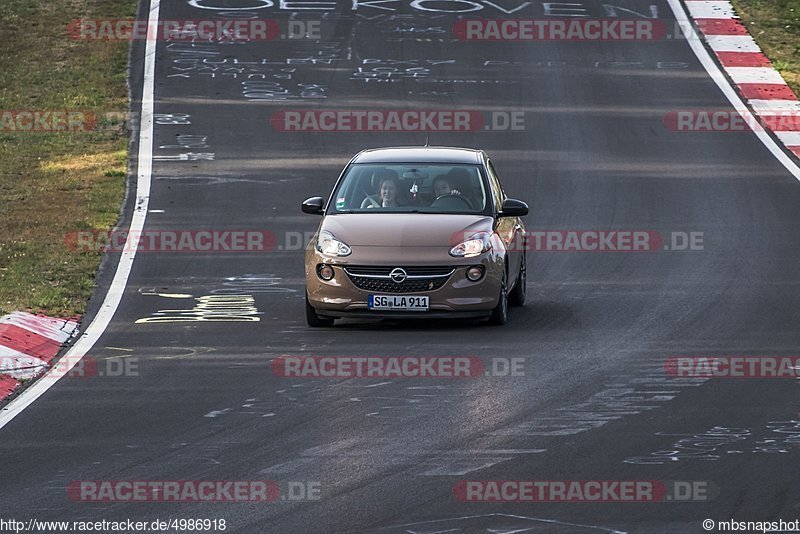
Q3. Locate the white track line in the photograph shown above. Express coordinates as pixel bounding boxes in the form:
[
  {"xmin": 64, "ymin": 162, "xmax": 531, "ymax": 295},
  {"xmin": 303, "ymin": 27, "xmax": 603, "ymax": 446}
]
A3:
[
  {"xmin": 667, "ymin": 0, "xmax": 800, "ymax": 181},
  {"xmin": 0, "ymin": 0, "xmax": 160, "ymax": 430}
]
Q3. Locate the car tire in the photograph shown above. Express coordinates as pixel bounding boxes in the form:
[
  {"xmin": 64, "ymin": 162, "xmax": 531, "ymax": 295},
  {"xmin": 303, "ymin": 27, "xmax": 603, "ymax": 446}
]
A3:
[
  {"xmin": 306, "ymin": 292, "xmax": 334, "ymax": 327},
  {"xmin": 508, "ymin": 253, "xmax": 526, "ymax": 307},
  {"xmin": 487, "ymin": 277, "xmax": 508, "ymax": 326}
]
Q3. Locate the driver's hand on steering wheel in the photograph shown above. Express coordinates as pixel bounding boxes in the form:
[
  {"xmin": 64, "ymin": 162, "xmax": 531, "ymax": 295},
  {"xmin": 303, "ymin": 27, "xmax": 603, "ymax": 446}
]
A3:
[{"xmin": 438, "ymin": 189, "xmax": 461, "ymax": 199}]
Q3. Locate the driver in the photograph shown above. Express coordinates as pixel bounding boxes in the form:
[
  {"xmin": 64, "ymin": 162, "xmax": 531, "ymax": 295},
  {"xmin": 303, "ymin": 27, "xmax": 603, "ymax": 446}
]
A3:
[{"xmin": 432, "ymin": 176, "xmax": 462, "ymax": 201}]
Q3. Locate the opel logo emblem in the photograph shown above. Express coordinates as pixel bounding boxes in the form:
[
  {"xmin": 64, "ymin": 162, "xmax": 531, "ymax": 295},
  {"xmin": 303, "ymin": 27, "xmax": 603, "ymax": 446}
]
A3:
[{"xmin": 389, "ymin": 268, "xmax": 407, "ymax": 283}]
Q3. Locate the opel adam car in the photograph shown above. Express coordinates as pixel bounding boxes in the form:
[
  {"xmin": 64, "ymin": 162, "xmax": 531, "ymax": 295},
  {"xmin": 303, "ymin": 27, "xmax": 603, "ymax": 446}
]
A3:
[{"xmin": 302, "ymin": 146, "xmax": 528, "ymax": 327}]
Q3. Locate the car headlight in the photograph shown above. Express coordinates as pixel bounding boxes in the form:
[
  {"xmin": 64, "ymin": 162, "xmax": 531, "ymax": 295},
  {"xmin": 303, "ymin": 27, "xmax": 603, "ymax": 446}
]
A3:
[
  {"xmin": 316, "ymin": 231, "xmax": 351, "ymax": 257},
  {"xmin": 449, "ymin": 234, "xmax": 492, "ymax": 258}
]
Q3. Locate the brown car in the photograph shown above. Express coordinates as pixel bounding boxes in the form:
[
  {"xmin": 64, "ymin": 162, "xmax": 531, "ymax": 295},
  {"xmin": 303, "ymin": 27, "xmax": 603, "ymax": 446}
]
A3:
[{"xmin": 302, "ymin": 146, "xmax": 528, "ymax": 327}]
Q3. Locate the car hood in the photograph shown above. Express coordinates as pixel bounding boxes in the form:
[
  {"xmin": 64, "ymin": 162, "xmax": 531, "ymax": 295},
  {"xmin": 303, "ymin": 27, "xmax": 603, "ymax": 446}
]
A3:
[{"xmin": 321, "ymin": 214, "xmax": 494, "ymax": 247}]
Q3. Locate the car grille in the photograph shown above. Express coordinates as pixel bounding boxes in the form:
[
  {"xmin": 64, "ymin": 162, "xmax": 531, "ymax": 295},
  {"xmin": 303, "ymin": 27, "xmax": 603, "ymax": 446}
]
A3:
[{"xmin": 344, "ymin": 266, "xmax": 455, "ymax": 294}]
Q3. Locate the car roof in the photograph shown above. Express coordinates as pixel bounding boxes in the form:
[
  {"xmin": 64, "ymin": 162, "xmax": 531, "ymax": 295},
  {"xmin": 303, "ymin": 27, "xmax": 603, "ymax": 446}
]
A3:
[{"xmin": 351, "ymin": 146, "xmax": 483, "ymax": 164}]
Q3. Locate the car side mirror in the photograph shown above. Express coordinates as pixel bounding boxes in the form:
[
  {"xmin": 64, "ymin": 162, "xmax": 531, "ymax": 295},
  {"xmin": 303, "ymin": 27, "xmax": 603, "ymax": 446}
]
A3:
[
  {"xmin": 302, "ymin": 196, "xmax": 325, "ymax": 215},
  {"xmin": 499, "ymin": 198, "xmax": 529, "ymax": 217}
]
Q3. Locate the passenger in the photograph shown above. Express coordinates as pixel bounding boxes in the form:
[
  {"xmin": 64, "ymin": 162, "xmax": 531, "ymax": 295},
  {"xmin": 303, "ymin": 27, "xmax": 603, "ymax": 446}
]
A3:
[
  {"xmin": 369, "ymin": 176, "xmax": 400, "ymax": 208},
  {"xmin": 361, "ymin": 169, "xmax": 402, "ymax": 208}
]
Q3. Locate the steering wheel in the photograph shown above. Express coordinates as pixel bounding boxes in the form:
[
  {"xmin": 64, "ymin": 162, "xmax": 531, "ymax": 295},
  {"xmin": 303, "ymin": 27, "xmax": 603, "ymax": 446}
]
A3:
[
  {"xmin": 431, "ymin": 193, "xmax": 473, "ymax": 210},
  {"xmin": 360, "ymin": 194, "xmax": 381, "ymax": 208}
]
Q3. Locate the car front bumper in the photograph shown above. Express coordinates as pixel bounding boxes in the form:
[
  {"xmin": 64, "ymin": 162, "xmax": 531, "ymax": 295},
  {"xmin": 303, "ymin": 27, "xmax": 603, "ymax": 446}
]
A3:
[{"xmin": 305, "ymin": 245, "xmax": 504, "ymax": 317}]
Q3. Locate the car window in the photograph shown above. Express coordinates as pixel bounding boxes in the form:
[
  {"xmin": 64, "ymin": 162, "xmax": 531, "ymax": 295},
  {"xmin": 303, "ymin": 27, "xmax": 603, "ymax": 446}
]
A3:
[{"xmin": 330, "ymin": 163, "xmax": 489, "ymax": 214}]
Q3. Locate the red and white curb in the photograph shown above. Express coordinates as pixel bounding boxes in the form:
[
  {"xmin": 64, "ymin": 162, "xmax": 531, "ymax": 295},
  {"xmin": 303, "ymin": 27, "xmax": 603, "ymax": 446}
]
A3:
[
  {"xmin": 686, "ymin": 0, "xmax": 800, "ymax": 159},
  {"xmin": 0, "ymin": 312, "xmax": 79, "ymax": 401}
]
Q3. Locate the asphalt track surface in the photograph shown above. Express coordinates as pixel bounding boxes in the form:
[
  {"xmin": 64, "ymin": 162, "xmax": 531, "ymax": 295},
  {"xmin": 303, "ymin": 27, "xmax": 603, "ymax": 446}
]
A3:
[{"xmin": 2, "ymin": 1, "xmax": 800, "ymax": 532}]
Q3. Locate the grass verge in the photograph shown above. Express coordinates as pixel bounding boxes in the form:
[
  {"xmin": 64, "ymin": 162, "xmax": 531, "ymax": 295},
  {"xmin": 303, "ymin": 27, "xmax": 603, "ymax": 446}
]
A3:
[{"xmin": 0, "ymin": 0, "xmax": 135, "ymax": 316}]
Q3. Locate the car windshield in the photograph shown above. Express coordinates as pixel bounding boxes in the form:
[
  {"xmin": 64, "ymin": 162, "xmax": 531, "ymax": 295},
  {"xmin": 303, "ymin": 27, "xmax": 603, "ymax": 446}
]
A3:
[{"xmin": 329, "ymin": 163, "xmax": 488, "ymax": 214}]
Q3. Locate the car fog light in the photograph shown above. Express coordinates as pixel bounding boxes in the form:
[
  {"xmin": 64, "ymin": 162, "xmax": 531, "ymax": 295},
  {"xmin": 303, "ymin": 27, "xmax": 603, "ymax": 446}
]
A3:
[
  {"xmin": 466, "ymin": 266, "xmax": 484, "ymax": 281},
  {"xmin": 318, "ymin": 264, "xmax": 335, "ymax": 281}
]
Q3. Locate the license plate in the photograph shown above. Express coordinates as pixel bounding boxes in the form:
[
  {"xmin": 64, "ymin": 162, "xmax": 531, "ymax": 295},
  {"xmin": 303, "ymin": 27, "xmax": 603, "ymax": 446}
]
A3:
[{"xmin": 368, "ymin": 295, "xmax": 429, "ymax": 311}]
